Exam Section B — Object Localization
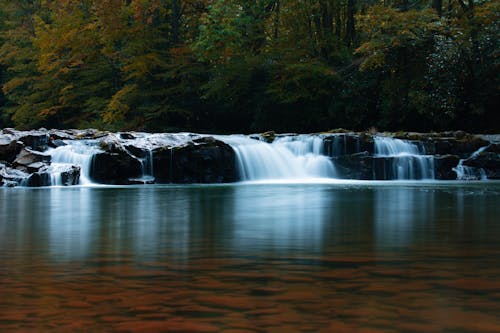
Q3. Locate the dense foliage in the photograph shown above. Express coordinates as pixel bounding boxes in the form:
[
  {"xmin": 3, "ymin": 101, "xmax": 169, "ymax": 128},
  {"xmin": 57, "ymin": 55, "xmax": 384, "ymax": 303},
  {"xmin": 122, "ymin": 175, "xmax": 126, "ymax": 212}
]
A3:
[{"xmin": 0, "ymin": 0, "xmax": 498, "ymax": 132}]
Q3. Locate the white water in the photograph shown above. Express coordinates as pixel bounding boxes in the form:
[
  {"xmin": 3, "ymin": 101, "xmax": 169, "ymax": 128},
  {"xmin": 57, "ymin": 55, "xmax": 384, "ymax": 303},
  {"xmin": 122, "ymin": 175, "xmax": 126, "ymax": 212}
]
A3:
[
  {"xmin": 10, "ymin": 133, "xmax": 492, "ymax": 186},
  {"xmin": 374, "ymin": 136, "xmax": 435, "ymax": 180},
  {"xmin": 48, "ymin": 141, "xmax": 102, "ymax": 185},
  {"xmin": 453, "ymin": 146, "xmax": 488, "ymax": 180},
  {"xmin": 217, "ymin": 135, "xmax": 337, "ymax": 180}
]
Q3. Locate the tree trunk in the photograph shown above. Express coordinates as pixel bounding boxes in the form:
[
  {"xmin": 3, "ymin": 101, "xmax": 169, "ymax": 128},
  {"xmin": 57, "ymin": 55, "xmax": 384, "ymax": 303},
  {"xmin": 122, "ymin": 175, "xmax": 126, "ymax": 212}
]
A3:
[
  {"xmin": 345, "ymin": 0, "xmax": 356, "ymax": 47},
  {"xmin": 172, "ymin": 0, "xmax": 181, "ymax": 45},
  {"xmin": 432, "ymin": 0, "xmax": 443, "ymax": 16},
  {"xmin": 334, "ymin": 0, "xmax": 341, "ymax": 38},
  {"xmin": 273, "ymin": 0, "xmax": 280, "ymax": 40}
]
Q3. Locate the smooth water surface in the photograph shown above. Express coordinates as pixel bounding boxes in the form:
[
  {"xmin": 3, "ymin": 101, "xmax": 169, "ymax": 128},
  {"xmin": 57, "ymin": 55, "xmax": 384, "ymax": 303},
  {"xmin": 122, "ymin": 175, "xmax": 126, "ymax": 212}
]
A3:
[{"xmin": 1, "ymin": 182, "xmax": 500, "ymax": 332}]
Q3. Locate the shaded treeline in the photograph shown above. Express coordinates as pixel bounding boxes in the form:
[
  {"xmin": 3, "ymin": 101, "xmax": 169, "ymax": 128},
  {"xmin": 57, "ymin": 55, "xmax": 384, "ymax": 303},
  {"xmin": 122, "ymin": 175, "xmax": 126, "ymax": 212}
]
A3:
[{"xmin": 0, "ymin": 0, "xmax": 498, "ymax": 133}]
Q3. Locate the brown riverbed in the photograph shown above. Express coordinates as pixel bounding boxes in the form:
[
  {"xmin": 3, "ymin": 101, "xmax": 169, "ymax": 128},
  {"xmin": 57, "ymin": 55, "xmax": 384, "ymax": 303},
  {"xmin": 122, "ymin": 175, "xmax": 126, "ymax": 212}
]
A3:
[{"xmin": 1, "ymin": 183, "xmax": 499, "ymax": 332}]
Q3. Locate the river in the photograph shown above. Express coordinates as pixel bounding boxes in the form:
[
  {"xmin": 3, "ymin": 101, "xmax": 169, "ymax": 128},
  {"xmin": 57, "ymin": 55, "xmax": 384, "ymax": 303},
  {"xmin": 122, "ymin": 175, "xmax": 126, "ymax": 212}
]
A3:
[{"xmin": 1, "ymin": 181, "xmax": 500, "ymax": 332}]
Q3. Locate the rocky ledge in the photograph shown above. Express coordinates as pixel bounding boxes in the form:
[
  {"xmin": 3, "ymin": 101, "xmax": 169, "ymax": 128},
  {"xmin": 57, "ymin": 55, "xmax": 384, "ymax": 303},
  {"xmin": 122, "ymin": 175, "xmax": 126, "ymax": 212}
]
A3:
[
  {"xmin": 0, "ymin": 129, "xmax": 238, "ymax": 186},
  {"xmin": 1, "ymin": 128, "xmax": 499, "ymax": 187}
]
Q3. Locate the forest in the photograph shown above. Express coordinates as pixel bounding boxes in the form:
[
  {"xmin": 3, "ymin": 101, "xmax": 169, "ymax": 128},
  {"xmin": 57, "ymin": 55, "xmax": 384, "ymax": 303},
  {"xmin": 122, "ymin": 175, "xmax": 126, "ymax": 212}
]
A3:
[{"xmin": 0, "ymin": 0, "xmax": 498, "ymax": 133}]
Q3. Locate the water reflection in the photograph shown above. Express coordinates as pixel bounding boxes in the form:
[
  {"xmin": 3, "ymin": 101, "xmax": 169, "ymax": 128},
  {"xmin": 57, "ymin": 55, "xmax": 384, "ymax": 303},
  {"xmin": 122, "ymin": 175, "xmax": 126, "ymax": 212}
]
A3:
[
  {"xmin": 374, "ymin": 188, "xmax": 436, "ymax": 248},
  {"xmin": 1, "ymin": 183, "xmax": 500, "ymax": 332},
  {"xmin": 1, "ymin": 184, "xmax": 499, "ymax": 262}
]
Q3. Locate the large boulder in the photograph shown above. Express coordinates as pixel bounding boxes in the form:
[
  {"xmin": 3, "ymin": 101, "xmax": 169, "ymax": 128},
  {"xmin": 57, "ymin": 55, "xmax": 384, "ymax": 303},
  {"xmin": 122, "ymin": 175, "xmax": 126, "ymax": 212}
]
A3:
[
  {"xmin": 61, "ymin": 165, "xmax": 81, "ymax": 185},
  {"xmin": 3, "ymin": 128, "xmax": 50, "ymax": 151},
  {"xmin": 0, "ymin": 136, "xmax": 23, "ymax": 163},
  {"xmin": 153, "ymin": 136, "xmax": 238, "ymax": 183},
  {"xmin": 24, "ymin": 167, "xmax": 52, "ymax": 187},
  {"xmin": 13, "ymin": 148, "xmax": 51, "ymax": 173},
  {"xmin": 333, "ymin": 152, "xmax": 374, "ymax": 180},
  {"xmin": 48, "ymin": 164, "xmax": 81, "ymax": 186},
  {"xmin": 434, "ymin": 155, "xmax": 460, "ymax": 180},
  {"xmin": 89, "ymin": 135, "xmax": 143, "ymax": 184},
  {"xmin": 48, "ymin": 129, "xmax": 76, "ymax": 141}
]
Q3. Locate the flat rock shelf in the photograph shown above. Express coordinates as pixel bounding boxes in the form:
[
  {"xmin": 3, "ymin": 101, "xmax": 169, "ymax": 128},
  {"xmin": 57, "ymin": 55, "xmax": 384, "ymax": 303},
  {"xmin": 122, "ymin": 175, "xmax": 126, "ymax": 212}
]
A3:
[{"xmin": 1, "ymin": 128, "xmax": 499, "ymax": 187}]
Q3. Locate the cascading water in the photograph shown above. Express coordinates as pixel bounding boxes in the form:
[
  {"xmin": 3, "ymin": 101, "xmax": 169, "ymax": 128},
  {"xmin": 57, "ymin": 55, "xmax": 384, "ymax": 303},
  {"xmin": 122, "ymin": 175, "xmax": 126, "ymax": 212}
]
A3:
[
  {"xmin": 373, "ymin": 136, "xmax": 435, "ymax": 180},
  {"xmin": 48, "ymin": 141, "xmax": 101, "ymax": 185},
  {"xmin": 7, "ymin": 131, "xmax": 494, "ymax": 187},
  {"xmin": 217, "ymin": 135, "xmax": 337, "ymax": 180},
  {"xmin": 453, "ymin": 146, "xmax": 488, "ymax": 180},
  {"xmin": 324, "ymin": 134, "xmax": 361, "ymax": 157}
]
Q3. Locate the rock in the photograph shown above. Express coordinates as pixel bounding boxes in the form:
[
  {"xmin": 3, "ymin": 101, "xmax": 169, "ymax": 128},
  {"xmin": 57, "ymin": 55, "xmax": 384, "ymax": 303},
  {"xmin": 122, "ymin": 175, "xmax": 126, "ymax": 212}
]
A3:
[
  {"xmin": 151, "ymin": 146, "xmax": 174, "ymax": 183},
  {"xmin": 0, "ymin": 165, "xmax": 29, "ymax": 187},
  {"xmin": 334, "ymin": 152, "xmax": 373, "ymax": 180},
  {"xmin": 24, "ymin": 167, "xmax": 51, "ymax": 187},
  {"xmin": 323, "ymin": 133, "xmax": 370, "ymax": 157},
  {"xmin": 434, "ymin": 155, "xmax": 460, "ymax": 180},
  {"xmin": 462, "ymin": 144, "xmax": 500, "ymax": 179},
  {"xmin": 124, "ymin": 144, "xmax": 150, "ymax": 159},
  {"xmin": 27, "ymin": 162, "xmax": 47, "ymax": 173},
  {"xmin": 153, "ymin": 136, "xmax": 238, "ymax": 183},
  {"xmin": 119, "ymin": 132, "xmax": 136, "ymax": 140},
  {"xmin": 261, "ymin": 131, "xmax": 276, "ymax": 143},
  {"xmin": 48, "ymin": 129, "xmax": 76, "ymax": 141},
  {"xmin": 74, "ymin": 128, "xmax": 108, "ymax": 139},
  {"xmin": 91, "ymin": 152, "xmax": 143, "ymax": 184},
  {"xmin": 60, "ymin": 165, "xmax": 81, "ymax": 185},
  {"xmin": 1, "ymin": 128, "xmax": 17, "ymax": 135},
  {"xmin": 48, "ymin": 139, "xmax": 68, "ymax": 148},
  {"xmin": 433, "ymin": 135, "xmax": 489, "ymax": 157},
  {"xmin": 0, "ymin": 136, "xmax": 23, "ymax": 163},
  {"xmin": 13, "ymin": 148, "xmax": 51, "ymax": 171},
  {"xmin": 90, "ymin": 135, "xmax": 142, "ymax": 184},
  {"xmin": 7, "ymin": 129, "xmax": 49, "ymax": 151}
]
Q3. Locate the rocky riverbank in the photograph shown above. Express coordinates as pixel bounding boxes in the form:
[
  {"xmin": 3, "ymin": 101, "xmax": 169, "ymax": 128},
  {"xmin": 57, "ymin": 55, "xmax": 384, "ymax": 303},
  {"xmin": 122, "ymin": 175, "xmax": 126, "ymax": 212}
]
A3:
[{"xmin": 1, "ymin": 128, "xmax": 499, "ymax": 187}]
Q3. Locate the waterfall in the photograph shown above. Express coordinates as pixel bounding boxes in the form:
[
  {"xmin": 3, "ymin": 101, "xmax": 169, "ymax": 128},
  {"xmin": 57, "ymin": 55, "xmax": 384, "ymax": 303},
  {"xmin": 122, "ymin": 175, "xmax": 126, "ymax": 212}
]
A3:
[
  {"xmin": 453, "ymin": 146, "xmax": 488, "ymax": 180},
  {"xmin": 373, "ymin": 136, "xmax": 435, "ymax": 180},
  {"xmin": 217, "ymin": 135, "xmax": 337, "ymax": 181},
  {"xmin": 48, "ymin": 141, "xmax": 101, "ymax": 185},
  {"xmin": 324, "ymin": 134, "xmax": 361, "ymax": 157},
  {"xmin": 137, "ymin": 148, "xmax": 154, "ymax": 182}
]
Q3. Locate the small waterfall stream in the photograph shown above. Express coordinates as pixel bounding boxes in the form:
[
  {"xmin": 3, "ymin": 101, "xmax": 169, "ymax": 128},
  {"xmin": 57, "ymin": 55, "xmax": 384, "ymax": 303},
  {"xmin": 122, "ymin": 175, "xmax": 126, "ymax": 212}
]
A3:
[
  {"xmin": 48, "ymin": 141, "xmax": 101, "ymax": 185},
  {"xmin": 453, "ymin": 146, "xmax": 488, "ymax": 180},
  {"xmin": 217, "ymin": 135, "xmax": 337, "ymax": 180},
  {"xmin": 8, "ymin": 132, "xmax": 493, "ymax": 187},
  {"xmin": 373, "ymin": 137, "xmax": 435, "ymax": 180}
]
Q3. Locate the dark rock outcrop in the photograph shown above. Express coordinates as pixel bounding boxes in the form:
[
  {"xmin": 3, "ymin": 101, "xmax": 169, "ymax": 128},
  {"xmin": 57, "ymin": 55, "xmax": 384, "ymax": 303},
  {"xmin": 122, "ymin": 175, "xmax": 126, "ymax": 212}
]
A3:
[
  {"xmin": 3, "ymin": 128, "xmax": 49, "ymax": 151},
  {"xmin": 323, "ymin": 133, "xmax": 373, "ymax": 157},
  {"xmin": 153, "ymin": 137, "xmax": 238, "ymax": 183},
  {"xmin": 434, "ymin": 155, "xmax": 460, "ymax": 180},
  {"xmin": 60, "ymin": 165, "xmax": 81, "ymax": 185},
  {"xmin": 1, "ymin": 128, "xmax": 500, "ymax": 186},
  {"xmin": 24, "ymin": 168, "xmax": 51, "ymax": 187},
  {"xmin": 462, "ymin": 144, "xmax": 500, "ymax": 179},
  {"xmin": 334, "ymin": 152, "xmax": 373, "ymax": 180},
  {"xmin": 13, "ymin": 148, "xmax": 51, "ymax": 173},
  {"xmin": 0, "ymin": 137, "xmax": 23, "ymax": 163},
  {"xmin": 90, "ymin": 135, "xmax": 143, "ymax": 184}
]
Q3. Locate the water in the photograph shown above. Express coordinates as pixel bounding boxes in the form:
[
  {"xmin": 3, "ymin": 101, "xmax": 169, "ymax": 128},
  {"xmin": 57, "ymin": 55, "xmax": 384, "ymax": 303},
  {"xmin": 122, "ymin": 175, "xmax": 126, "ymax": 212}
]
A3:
[
  {"xmin": 1, "ymin": 182, "xmax": 499, "ymax": 332},
  {"xmin": 374, "ymin": 136, "xmax": 435, "ymax": 180},
  {"xmin": 217, "ymin": 135, "xmax": 337, "ymax": 180},
  {"xmin": 48, "ymin": 141, "xmax": 102, "ymax": 185},
  {"xmin": 454, "ymin": 146, "xmax": 488, "ymax": 180},
  {"xmin": 11, "ymin": 134, "xmax": 492, "ymax": 186}
]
